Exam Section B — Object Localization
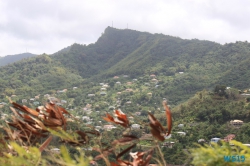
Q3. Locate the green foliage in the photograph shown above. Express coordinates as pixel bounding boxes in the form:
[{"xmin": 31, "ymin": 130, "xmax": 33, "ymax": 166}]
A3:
[
  {"xmin": 191, "ymin": 140, "xmax": 250, "ymax": 166},
  {"xmin": 0, "ymin": 142, "xmax": 46, "ymax": 166},
  {"xmin": 0, "ymin": 142, "xmax": 90, "ymax": 166},
  {"xmin": 48, "ymin": 146, "xmax": 90, "ymax": 166}
]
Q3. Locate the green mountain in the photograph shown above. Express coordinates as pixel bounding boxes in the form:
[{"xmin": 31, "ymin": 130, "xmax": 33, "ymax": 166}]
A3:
[
  {"xmin": 0, "ymin": 27, "xmax": 250, "ymax": 105},
  {"xmin": 0, "ymin": 52, "xmax": 37, "ymax": 67}
]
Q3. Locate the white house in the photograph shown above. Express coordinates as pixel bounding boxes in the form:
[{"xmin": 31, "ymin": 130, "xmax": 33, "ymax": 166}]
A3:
[
  {"xmin": 22, "ymin": 99, "xmax": 27, "ymax": 103},
  {"xmin": 198, "ymin": 139, "xmax": 206, "ymax": 143},
  {"xmin": 177, "ymin": 132, "xmax": 186, "ymax": 136},
  {"xmin": 88, "ymin": 94, "xmax": 95, "ymax": 97},
  {"xmin": 100, "ymin": 92, "xmax": 107, "ymax": 96},
  {"xmin": 82, "ymin": 116, "xmax": 91, "ymax": 122},
  {"xmin": 211, "ymin": 138, "xmax": 220, "ymax": 143},
  {"xmin": 150, "ymin": 74, "xmax": 156, "ymax": 78},
  {"xmin": 162, "ymin": 141, "xmax": 175, "ymax": 148},
  {"xmin": 50, "ymin": 148, "xmax": 60, "ymax": 154},
  {"xmin": 178, "ymin": 124, "xmax": 184, "ymax": 128},
  {"xmin": 103, "ymin": 125, "xmax": 116, "ymax": 131},
  {"xmin": 102, "ymin": 84, "xmax": 109, "ymax": 88},
  {"xmin": 44, "ymin": 94, "xmax": 50, "ymax": 98},
  {"xmin": 61, "ymin": 100, "xmax": 67, "ymax": 104},
  {"xmin": 131, "ymin": 124, "xmax": 140, "ymax": 130},
  {"xmin": 230, "ymin": 120, "xmax": 243, "ymax": 127},
  {"xmin": 164, "ymin": 134, "xmax": 172, "ymax": 139}
]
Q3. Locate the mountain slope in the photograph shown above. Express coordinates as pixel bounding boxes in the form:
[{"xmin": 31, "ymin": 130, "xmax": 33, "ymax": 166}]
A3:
[
  {"xmin": 0, "ymin": 53, "xmax": 37, "ymax": 67},
  {"xmin": 0, "ymin": 27, "xmax": 250, "ymax": 104}
]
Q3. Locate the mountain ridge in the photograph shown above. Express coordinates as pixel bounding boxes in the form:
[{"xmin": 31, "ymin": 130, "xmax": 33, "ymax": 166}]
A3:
[
  {"xmin": 0, "ymin": 52, "xmax": 37, "ymax": 67},
  {"xmin": 0, "ymin": 27, "xmax": 250, "ymax": 105}
]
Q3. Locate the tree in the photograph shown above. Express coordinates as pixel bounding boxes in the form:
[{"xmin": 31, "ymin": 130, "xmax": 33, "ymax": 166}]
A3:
[{"xmin": 214, "ymin": 85, "xmax": 226, "ymax": 97}]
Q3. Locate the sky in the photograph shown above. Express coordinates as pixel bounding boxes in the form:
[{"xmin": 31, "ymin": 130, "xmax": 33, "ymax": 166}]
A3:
[{"xmin": 0, "ymin": 0, "xmax": 250, "ymax": 57}]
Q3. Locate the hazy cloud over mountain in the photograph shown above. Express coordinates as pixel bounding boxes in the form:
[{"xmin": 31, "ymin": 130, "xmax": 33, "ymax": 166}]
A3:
[{"xmin": 0, "ymin": 0, "xmax": 249, "ymax": 56}]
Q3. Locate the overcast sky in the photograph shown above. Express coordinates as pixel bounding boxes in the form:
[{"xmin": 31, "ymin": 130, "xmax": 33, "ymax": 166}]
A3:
[{"xmin": 0, "ymin": 0, "xmax": 249, "ymax": 57}]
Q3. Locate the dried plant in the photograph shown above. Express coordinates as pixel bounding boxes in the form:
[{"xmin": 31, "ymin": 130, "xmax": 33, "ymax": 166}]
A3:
[
  {"xmin": 98, "ymin": 101, "xmax": 173, "ymax": 166},
  {"xmin": 1, "ymin": 99, "xmax": 172, "ymax": 166}
]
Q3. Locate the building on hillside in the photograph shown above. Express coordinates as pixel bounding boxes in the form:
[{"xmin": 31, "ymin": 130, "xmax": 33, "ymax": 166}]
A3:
[
  {"xmin": 100, "ymin": 88, "xmax": 107, "ymax": 91},
  {"xmin": 33, "ymin": 101, "xmax": 39, "ymax": 105},
  {"xmin": 126, "ymin": 101, "xmax": 132, "ymax": 104},
  {"xmin": 162, "ymin": 142, "xmax": 175, "ymax": 148},
  {"xmin": 177, "ymin": 132, "xmax": 186, "ymax": 136},
  {"xmin": 131, "ymin": 124, "xmax": 140, "ymax": 130},
  {"xmin": 178, "ymin": 124, "xmax": 184, "ymax": 128},
  {"xmin": 44, "ymin": 94, "xmax": 50, "ymax": 98},
  {"xmin": 230, "ymin": 120, "xmax": 243, "ymax": 127},
  {"xmin": 113, "ymin": 76, "xmax": 119, "ymax": 79},
  {"xmin": 61, "ymin": 100, "xmax": 67, "ymax": 104},
  {"xmin": 127, "ymin": 82, "xmax": 133, "ymax": 85},
  {"xmin": 48, "ymin": 97, "xmax": 59, "ymax": 103},
  {"xmin": 100, "ymin": 92, "xmax": 107, "ymax": 96},
  {"xmin": 108, "ymin": 106, "xmax": 115, "ymax": 110},
  {"xmin": 82, "ymin": 116, "xmax": 91, "ymax": 122},
  {"xmin": 116, "ymin": 82, "xmax": 121, "ymax": 85},
  {"xmin": 198, "ymin": 139, "xmax": 206, "ymax": 143},
  {"xmin": 95, "ymin": 126, "xmax": 102, "ymax": 130},
  {"xmin": 88, "ymin": 94, "xmax": 95, "ymax": 97},
  {"xmin": 103, "ymin": 125, "xmax": 116, "ymax": 131},
  {"xmin": 57, "ymin": 89, "xmax": 67, "ymax": 93},
  {"xmin": 211, "ymin": 138, "xmax": 221, "ymax": 143},
  {"xmin": 22, "ymin": 99, "xmax": 27, "ymax": 103},
  {"xmin": 150, "ymin": 74, "xmax": 156, "ymax": 78},
  {"xmin": 151, "ymin": 79, "xmax": 158, "ymax": 82},
  {"xmin": 224, "ymin": 134, "xmax": 235, "ymax": 142},
  {"xmin": 134, "ymin": 112, "xmax": 141, "ymax": 116},
  {"xmin": 102, "ymin": 84, "xmax": 109, "ymax": 88},
  {"xmin": 128, "ymin": 116, "xmax": 134, "ymax": 122},
  {"xmin": 73, "ymin": 87, "xmax": 78, "ymax": 90},
  {"xmin": 164, "ymin": 134, "xmax": 172, "ymax": 139},
  {"xmin": 147, "ymin": 93, "xmax": 152, "ymax": 96},
  {"xmin": 125, "ymin": 88, "xmax": 133, "ymax": 92},
  {"xmin": 50, "ymin": 148, "xmax": 60, "ymax": 154}
]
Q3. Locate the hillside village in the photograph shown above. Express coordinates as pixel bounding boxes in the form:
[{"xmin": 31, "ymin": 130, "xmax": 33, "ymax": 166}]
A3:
[{"xmin": 1, "ymin": 71, "xmax": 250, "ymax": 163}]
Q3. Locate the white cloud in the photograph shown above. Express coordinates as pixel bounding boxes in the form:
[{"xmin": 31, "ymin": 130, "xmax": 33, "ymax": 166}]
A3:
[{"xmin": 0, "ymin": 0, "xmax": 250, "ymax": 56}]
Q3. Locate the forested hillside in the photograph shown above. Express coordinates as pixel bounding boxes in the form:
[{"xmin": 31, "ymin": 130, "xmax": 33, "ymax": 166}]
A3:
[{"xmin": 1, "ymin": 27, "xmax": 250, "ymax": 105}]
